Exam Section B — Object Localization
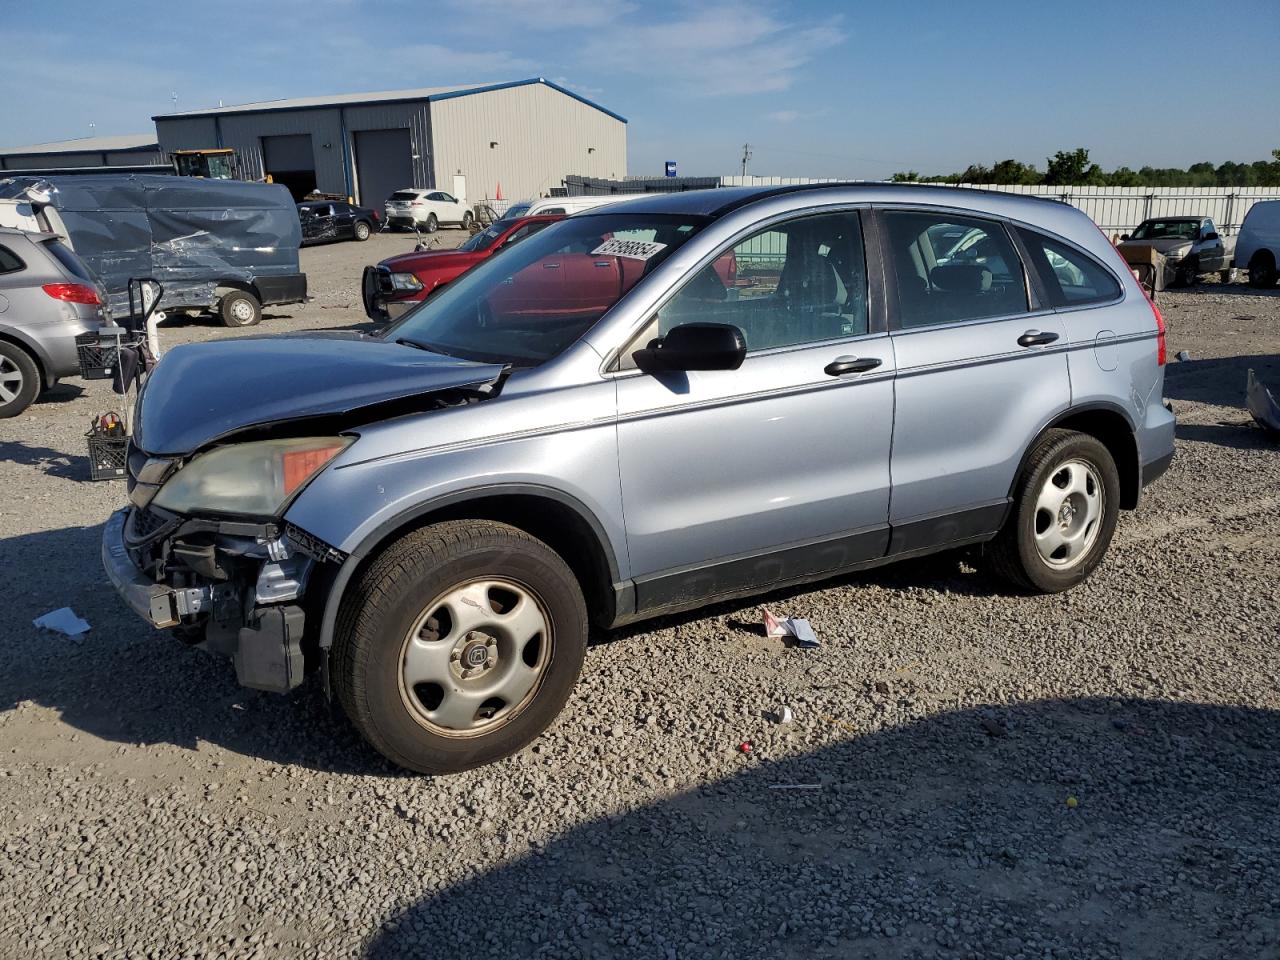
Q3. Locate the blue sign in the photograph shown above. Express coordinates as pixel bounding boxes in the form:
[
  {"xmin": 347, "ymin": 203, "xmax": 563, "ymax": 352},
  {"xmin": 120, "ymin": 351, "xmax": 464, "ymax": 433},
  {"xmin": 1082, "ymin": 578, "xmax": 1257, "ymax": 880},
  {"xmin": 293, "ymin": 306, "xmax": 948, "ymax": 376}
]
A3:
[{"xmin": 665, "ymin": 160, "xmax": 677, "ymax": 178}]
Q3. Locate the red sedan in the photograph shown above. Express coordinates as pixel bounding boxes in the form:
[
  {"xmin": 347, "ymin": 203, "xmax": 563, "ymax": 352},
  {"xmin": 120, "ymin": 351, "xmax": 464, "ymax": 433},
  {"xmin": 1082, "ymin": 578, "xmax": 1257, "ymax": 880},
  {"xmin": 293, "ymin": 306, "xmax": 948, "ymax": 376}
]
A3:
[{"xmin": 362, "ymin": 215, "xmax": 562, "ymax": 321}]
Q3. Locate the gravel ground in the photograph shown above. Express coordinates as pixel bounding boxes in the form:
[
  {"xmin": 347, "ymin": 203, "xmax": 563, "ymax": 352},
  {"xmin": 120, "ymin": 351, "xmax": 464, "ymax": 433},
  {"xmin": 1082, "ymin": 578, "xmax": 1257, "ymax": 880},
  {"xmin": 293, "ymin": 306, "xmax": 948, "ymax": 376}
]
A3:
[{"xmin": 0, "ymin": 233, "xmax": 1277, "ymax": 960}]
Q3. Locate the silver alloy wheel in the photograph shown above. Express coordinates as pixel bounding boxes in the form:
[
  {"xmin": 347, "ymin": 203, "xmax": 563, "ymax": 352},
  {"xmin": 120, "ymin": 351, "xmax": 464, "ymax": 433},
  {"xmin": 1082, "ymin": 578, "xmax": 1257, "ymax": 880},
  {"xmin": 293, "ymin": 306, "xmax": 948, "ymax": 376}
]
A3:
[
  {"xmin": 230, "ymin": 298, "xmax": 254, "ymax": 323},
  {"xmin": 399, "ymin": 578, "xmax": 552, "ymax": 736},
  {"xmin": 355, "ymin": 222, "xmax": 370, "ymax": 240},
  {"xmin": 0, "ymin": 356, "xmax": 23, "ymax": 404},
  {"xmin": 1033, "ymin": 458, "xmax": 1104, "ymax": 569}
]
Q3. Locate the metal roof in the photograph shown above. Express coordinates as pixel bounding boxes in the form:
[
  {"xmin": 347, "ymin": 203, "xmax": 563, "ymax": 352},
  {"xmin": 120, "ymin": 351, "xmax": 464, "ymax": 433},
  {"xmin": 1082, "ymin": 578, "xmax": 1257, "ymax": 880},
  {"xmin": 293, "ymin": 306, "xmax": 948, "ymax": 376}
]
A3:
[
  {"xmin": 0, "ymin": 133, "xmax": 159, "ymax": 156},
  {"xmin": 152, "ymin": 78, "xmax": 627, "ymax": 123}
]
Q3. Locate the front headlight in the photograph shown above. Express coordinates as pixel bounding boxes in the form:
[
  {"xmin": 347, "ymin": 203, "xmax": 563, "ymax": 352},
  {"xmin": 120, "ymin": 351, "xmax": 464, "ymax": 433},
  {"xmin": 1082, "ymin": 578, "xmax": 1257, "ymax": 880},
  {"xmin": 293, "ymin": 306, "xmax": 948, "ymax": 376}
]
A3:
[
  {"xmin": 389, "ymin": 272, "xmax": 423, "ymax": 291},
  {"xmin": 1165, "ymin": 245, "xmax": 1190, "ymax": 259},
  {"xmin": 152, "ymin": 436, "xmax": 353, "ymax": 517}
]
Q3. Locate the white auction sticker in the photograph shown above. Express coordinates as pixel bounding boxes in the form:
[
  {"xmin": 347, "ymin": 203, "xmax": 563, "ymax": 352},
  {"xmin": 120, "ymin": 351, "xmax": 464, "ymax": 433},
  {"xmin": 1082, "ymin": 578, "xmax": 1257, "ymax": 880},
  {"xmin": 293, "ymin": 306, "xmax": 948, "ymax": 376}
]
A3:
[{"xmin": 591, "ymin": 237, "xmax": 667, "ymax": 260}]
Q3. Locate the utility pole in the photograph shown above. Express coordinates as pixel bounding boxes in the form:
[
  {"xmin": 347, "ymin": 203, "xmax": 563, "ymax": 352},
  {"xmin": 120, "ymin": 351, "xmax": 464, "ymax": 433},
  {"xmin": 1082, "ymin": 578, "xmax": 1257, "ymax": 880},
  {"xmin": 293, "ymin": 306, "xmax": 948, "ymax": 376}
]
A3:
[
  {"xmin": 740, "ymin": 143, "xmax": 753, "ymax": 177},
  {"xmin": 170, "ymin": 91, "xmax": 179, "ymax": 110}
]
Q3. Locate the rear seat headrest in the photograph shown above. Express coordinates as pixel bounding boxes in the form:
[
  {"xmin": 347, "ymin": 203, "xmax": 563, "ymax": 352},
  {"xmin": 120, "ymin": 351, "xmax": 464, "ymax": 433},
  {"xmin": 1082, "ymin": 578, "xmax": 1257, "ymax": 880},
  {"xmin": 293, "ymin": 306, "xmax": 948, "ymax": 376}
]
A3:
[{"xmin": 930, "ymin": 263, "xmax": 992, "ymax": 293}]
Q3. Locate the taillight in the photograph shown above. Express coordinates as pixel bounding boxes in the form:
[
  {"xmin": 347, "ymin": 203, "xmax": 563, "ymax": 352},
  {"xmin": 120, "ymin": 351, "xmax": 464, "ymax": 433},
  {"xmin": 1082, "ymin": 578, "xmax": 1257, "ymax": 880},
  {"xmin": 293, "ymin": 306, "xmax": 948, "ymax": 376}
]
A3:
[
  {"xmin": 43, "ymin": 283, "xmax": 101, "ymax": 305},
  {"xmin": 282, "ymin": 442, "xmax": 347, "ymax": 496},
  {"xmin": 1141, "ymin": 287, "xmax": 1167, "ymax": 366}
]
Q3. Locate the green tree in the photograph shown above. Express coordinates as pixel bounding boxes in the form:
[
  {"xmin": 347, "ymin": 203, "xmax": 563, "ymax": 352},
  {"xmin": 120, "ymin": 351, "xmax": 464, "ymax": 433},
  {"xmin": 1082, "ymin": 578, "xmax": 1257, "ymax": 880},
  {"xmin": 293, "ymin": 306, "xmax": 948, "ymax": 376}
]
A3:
[{"xmin": 1044, "ymin": 148, "xmax": 1093, "ymax": 186}]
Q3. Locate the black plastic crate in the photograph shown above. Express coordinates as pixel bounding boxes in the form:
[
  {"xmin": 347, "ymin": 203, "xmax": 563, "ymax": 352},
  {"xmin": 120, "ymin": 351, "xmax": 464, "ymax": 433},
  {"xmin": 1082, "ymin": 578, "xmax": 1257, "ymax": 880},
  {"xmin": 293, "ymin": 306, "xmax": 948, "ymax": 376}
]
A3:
[
  {"xmin": 86, "ymin": 433, "xmax": 129, "ymax": 481},
  {"xmin": 75, "ymin": 330, "xmax": 124, "ymax": 381}
]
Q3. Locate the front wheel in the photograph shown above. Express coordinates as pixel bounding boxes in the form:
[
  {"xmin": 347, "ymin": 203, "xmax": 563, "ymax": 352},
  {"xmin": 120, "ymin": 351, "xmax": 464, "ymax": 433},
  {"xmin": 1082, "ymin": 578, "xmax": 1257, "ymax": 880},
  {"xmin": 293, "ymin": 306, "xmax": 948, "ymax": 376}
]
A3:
[
  {"xmin": 1175, "ymin": 257, "xmax": 1198, "ymax": 288},
  {"xmin": 986, "ymin": 429, "xmax": 1120, "ymax": 593},
  {"xmin": 333, "ymin": 520, "xmax": 588, "ymax": 774}
]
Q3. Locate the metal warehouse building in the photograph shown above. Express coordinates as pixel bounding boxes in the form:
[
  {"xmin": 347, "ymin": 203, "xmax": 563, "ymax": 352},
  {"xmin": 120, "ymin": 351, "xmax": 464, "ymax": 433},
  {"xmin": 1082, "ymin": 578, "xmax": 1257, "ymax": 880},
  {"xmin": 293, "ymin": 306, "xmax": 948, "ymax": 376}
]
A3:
[
  {"xmin": 0, "ymin": 133, "xmax": 161, "ymax": 171},
  {"xmin": 152, "ymin": 78, "xmax": 627, "ymax": 208}
]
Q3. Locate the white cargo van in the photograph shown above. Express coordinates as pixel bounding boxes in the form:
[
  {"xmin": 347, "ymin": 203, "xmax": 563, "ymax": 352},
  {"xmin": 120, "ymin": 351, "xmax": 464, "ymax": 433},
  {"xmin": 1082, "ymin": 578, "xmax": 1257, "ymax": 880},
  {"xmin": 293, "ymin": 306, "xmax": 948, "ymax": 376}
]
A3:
[{"xmin": 1235, "ymin": 200, "xmax": 1280, "ymax": 288}]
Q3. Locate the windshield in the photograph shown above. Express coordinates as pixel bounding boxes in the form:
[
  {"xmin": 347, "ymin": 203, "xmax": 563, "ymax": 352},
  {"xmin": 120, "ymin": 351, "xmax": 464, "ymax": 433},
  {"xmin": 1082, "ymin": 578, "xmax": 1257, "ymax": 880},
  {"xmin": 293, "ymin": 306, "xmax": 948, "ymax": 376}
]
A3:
[
  {"xmin": 1131, "ymin": 219, "xmax": 1199, "ymax": 241},
  {"xmin": 384, "ymin": 213, "xmax": 707, "ymax": 365},
  {"xmin": 458, "ymin": 223, "xmax": 503, "ymax": 252},
  {"xmin": 497, "ymin": 202, "xmax": 531, "ymax": 222}
]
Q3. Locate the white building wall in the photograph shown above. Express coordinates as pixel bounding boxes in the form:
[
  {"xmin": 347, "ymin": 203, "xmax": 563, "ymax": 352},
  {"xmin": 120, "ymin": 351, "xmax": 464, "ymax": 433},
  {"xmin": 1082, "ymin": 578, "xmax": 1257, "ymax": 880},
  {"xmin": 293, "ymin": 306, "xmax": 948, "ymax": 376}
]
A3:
[{"xmin": 429, "ymin": 83, "xmax": 626, "ymax": 203}]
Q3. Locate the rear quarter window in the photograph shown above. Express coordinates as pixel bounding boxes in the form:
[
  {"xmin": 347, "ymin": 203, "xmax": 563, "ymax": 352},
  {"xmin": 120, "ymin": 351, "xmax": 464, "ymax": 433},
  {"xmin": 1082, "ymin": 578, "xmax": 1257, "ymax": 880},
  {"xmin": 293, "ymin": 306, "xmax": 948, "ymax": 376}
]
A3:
[
  {"xmin": 43, "ymin": 240, "xmax": 94, "ymax": 282},
  {"xmin": 0, "ymin": 244, "xmax": 23, "ymax": 274},
  {"xmin": 1017, "ymin": 229, "xmax": 1121, "ymax": 307}
]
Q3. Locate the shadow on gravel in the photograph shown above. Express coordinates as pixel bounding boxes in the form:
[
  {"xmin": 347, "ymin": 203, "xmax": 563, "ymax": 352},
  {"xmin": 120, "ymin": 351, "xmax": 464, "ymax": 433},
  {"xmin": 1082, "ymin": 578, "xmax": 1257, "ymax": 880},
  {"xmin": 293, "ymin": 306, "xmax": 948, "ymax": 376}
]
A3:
[
  {"xmin": 0, "ymin": 523, "xmax": 390, "ymax": 776},
  {"xmin": 366, "ymin": 697, "xmax": 1278, "ymax": 960},
  {"xmin": 0, "ymin": 440, "xmax": 90, "ymax": 480},
  {"xmin": 1163, "ymin": 352, "xmax": 1280, "ymax": 408},
  {"xmin": 35, "ymin": 382, "xmax": 86, "ymax": 405}
]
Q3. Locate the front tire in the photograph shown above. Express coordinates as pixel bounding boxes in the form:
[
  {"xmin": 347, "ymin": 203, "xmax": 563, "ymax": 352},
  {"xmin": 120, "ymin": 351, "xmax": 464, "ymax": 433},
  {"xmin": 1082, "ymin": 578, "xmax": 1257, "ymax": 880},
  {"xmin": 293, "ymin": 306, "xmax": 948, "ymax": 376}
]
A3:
[
  {"xmin": 333, "ymin": 520, "xmax": 588, "ymax": 774},
  {"xmin": 987, "ymin": 429, "xmax": 1120, "ymax": 593},
  {"xmin": 0, "ymin": 341, "xmax": 39, "ymax": 418},
  {"xmin": 1175, "ymin": 257, "xmax": 1198, "ymax": 288},
  {"xmin": 219, "ymin": 290, "xmax": 262, "ymax": 328}
]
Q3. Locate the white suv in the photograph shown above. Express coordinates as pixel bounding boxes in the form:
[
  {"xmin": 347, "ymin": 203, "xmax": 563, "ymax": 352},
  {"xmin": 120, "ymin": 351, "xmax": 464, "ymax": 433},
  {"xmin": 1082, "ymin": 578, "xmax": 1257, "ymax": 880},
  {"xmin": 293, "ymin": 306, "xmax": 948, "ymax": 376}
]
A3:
[{"xmin": 384, "ymin": 190, "xmax": 473, "ymax": 233}]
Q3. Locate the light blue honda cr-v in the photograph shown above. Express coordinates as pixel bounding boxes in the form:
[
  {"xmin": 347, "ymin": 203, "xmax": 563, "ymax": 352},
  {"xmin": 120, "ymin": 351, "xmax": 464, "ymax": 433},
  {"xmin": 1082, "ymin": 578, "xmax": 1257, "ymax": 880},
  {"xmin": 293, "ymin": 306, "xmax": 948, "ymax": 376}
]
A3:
[{"xmin": 103, "ymin": 184, "xmax": 1175, "ymax": 773}]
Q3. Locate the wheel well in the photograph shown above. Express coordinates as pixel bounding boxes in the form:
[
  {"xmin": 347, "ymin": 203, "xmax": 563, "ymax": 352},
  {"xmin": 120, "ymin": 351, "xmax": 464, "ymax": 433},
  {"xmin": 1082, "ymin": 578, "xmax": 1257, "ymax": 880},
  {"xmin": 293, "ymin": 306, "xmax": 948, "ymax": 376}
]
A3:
[
  {"xmin": 1250, "ymin": 249, "xmax": 1276, "ymax": 269},
  {"xmin": 0, "ymin": 331, "xmax": 46, "ymax": 387},
  {"xmin": 1047, "ymin": 408, "xmax": 1140, "ymax": 509},
  {"xmin": 349, "ymin": 495, "xmax": 617, "ymax": 628},
  {"xmin": 215, "ymin": 282, "xmax": 260, "ymax": 304}
]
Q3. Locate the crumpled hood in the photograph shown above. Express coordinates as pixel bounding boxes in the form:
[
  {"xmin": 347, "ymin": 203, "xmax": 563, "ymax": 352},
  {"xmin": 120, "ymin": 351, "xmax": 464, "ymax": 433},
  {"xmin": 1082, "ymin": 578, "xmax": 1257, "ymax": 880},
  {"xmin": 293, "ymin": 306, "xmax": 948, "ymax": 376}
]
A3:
[
  {"xmin": 135, "ymin": 332, "xmax": 503, "ymax": 455},
  {"xmin": 1122, "ymin": 237, "xmax": 1192, "ymax": 255}
]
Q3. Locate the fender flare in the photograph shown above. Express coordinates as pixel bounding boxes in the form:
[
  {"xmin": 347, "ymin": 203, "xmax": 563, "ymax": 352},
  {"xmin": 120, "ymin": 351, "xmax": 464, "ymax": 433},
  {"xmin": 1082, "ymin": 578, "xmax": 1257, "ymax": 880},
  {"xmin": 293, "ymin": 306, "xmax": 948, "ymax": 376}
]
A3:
[
  {"xmin": 313, "ymin": 482, "xmax": 624, "ymax": 654},
  {"xmin": 1008, "ymin": 400, "xmax": 1141, "ymax": 505}
]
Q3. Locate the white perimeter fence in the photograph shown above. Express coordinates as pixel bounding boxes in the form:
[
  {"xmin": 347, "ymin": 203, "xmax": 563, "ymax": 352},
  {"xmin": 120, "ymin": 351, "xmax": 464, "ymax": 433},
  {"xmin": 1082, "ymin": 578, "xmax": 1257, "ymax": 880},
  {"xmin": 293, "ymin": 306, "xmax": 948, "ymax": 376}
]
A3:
[{"xmin": 719, "ymin": 177, "xmax": 1280, "ymax": 237}]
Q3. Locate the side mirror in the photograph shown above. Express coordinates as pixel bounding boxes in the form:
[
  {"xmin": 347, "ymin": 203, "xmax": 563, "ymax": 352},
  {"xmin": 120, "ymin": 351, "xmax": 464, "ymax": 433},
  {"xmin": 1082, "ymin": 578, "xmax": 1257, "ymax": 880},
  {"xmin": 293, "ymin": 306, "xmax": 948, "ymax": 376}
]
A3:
[
  {"xmin": 1203, "ymin": 231, "xmax": 1219, "ymax": 242},
  {"xmin": 1120, "ymin": 234, "xmax": 1131, "ymax": 242},
  {"xmin": 633, "ymin": 322, "xmax": 746, "ymax": 374}
]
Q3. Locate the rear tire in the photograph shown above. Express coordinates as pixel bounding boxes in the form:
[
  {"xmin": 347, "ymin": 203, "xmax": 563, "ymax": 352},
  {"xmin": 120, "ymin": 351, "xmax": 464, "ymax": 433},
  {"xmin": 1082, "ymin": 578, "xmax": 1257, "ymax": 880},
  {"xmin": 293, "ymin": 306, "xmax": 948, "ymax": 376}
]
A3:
[
  {"xmin": 332, "ymin": 520, "xmax": 588, "ymax": 774},
  {"xmin": 461, "ymin": 211, "xmax": 474, "ymax": 229},
  {"xmin": 353, "ymin": 220, "xmax": 371, "ymax": 241},
  {"xmin": 0, "ymin": 341, "xmax": 39, "ymax": 418},
  {"xmin": 219, "ymin": 290, "xmax": 262, "ymax": 328},
  {"xmin": 424, "ymin": 214, "xmax": 439, "ymax": 234},
  {"xmin": 1248, "ymin": 252, "xmax": 1277, "ymax": 289},
  {"xmin": 986, "ymin": 429, "xmax": 1120, "ymax": 593}
]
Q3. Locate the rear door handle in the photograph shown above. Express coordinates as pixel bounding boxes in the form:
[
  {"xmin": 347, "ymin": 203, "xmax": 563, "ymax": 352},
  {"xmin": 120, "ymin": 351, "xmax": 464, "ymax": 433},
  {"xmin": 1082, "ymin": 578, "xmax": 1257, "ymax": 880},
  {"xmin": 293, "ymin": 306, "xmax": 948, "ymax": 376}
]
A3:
[
  {"xmin": 824, "ymin": 355, "xmax": 882, "ymax": 377},
  {"xmin": 543, "ymin": 262, "xmax": 561, "ymax": 269},
  {"xmin": 1017, "ymin": 330, "xmax": 1060, "ymax": 348}
]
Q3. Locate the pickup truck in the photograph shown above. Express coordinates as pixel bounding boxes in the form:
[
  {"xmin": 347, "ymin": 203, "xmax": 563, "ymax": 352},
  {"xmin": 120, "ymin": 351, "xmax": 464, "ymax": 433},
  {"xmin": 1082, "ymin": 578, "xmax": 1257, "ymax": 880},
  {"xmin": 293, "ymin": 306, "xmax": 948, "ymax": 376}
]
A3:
[
  {"xmin": 363, "ymin": 215, "xmax": 562, "ymax": 320},
  {"xmin": 1117, "ymin": 216, "xmax": 1235, "ymax": 287}
]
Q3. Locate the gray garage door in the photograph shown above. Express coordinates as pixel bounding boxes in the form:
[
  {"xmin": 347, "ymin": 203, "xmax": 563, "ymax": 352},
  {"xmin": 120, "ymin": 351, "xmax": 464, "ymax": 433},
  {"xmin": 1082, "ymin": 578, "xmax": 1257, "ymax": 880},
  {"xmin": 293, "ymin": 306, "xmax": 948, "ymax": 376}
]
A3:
[
  {"xmin": 354, "ymin": 129, "xmax": 413, "ymax": 210},
  {"xmin": 262, "ymin": 134, "xmax": 315, "ymax": 200}
]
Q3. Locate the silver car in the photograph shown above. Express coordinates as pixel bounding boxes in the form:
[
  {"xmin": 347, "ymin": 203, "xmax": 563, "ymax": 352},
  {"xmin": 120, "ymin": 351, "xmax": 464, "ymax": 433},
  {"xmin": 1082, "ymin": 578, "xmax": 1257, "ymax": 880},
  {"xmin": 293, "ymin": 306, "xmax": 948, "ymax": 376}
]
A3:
[
  {"xmin": 102, "ymin": 184, "xmax": 1175, "ymax": 773},
  {"xmin": 0, "ymin": 227, "xmax": 110, "ymax": 417}
]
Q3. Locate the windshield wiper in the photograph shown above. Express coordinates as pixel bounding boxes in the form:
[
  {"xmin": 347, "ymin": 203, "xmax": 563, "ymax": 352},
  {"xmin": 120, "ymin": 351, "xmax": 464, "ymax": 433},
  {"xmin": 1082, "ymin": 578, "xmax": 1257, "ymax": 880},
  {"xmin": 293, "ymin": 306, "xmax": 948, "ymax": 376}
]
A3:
[{"xmin": 395, "ymin": 337, "xmax": 455, "ymax": 358}]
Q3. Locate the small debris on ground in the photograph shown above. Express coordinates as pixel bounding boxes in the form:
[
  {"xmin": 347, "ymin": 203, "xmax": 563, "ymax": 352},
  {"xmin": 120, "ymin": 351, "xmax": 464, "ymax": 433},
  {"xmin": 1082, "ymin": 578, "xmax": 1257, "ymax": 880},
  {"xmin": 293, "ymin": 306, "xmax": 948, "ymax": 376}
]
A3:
[
  {"xmin": 1246, "ymin": 369, "xmax": 1280, "ymax": 436},
  {"xmin": 874, "ymin": 680, "xmax": 890, "ymax": 695},
  {"xmin": 773, "ymin": 706, "xmax": 794, "ymax": 725},
  {"xmin": 1176, "ymin": 350, "xmax": 1192, "ymax": 362},
  {"xmin": 1066, "ymin": 795, "xmax": 1080, "ymax": 809},
  {"xmin": 32, "ymin": 607, "xmax": 90, "ymax": 637},
  {"xmin": 762, "ymin": 608, "xmax": 820, "ymax": 648},
  {"xmin": 737, "ymin": 741, "xmax": 753, "ymax": 755}
]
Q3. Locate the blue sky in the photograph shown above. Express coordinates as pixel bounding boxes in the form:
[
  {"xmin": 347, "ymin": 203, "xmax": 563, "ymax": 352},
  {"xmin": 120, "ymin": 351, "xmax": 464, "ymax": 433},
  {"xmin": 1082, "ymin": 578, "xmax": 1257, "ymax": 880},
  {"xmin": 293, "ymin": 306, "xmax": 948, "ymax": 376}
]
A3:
[{"xmin": 4, "ymin": 0, "xmax": 1278, "ymax": 178}]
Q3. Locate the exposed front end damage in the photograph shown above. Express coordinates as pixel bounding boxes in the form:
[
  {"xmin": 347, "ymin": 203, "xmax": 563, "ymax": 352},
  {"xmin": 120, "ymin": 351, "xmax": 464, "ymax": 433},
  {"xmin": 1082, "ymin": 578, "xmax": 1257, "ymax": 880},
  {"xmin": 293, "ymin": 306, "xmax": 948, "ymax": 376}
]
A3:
[{"xmin": 102, "ymin": 501, "xmax": 343, "ymax": 694}]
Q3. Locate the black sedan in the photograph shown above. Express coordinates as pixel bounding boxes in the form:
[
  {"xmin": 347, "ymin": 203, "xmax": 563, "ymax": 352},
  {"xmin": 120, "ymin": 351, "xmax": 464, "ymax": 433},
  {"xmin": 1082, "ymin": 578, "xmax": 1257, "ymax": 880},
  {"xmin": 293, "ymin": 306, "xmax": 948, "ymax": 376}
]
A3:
[{"xmin": 298, "ymin": 200, "xmax": 380, "ymax": 245}]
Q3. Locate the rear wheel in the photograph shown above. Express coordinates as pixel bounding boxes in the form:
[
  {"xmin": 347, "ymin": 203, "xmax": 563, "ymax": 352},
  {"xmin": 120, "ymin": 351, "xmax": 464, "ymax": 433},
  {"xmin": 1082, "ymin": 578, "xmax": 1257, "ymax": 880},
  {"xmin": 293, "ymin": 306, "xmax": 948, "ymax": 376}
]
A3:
[
  {"xmin": 333, "ymin": 520, "xmax": 588, "ymax": 774},
  {"xmin": 1248, "ymin": 252, "xmax": 1278, "ymax": 289},
  {"xmin": 424, "ymin": 213, "xmax": 439, "ymax": 234},
  {"xmin": 219, "ymin": 290, "xmax": 262, "ymax": 328},
  {"xmin": 353, "ymin": 220, "xmax": 371, "ymax": 241},
  {"xmin": 461, "ymin": 211, "xmax": 474, "ymax": 229},
  {"xmin": 0, "ymin": 341, "xmax": 39, "ymax": 418},
  {"xmin": 987, "ymin": 429, "xmax": 1120, "ymax": 593}
]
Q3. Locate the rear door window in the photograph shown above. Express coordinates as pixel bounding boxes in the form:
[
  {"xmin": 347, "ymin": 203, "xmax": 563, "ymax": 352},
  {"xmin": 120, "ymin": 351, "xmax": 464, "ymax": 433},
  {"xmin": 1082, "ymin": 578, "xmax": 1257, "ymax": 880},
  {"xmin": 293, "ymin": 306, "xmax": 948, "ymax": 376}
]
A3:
[
  {"xmin": 883, "ymin": 211, "xmax": 1028, "ymax": 328},
  {"xmin": 1016, "ymin": 229, "xmax": 1120, "ymax": 307}
]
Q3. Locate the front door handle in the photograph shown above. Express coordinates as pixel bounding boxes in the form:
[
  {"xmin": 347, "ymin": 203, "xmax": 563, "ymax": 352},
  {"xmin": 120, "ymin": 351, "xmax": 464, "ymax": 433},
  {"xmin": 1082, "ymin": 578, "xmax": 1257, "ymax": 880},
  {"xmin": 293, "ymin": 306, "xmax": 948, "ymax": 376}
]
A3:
[
  {"xmin": 824, "ymin": 355, "xmax": 882, "ymax": 377},
  {"xmin": 1017, "ymin": 330, "xmax": 1060, "ymax": 348}
]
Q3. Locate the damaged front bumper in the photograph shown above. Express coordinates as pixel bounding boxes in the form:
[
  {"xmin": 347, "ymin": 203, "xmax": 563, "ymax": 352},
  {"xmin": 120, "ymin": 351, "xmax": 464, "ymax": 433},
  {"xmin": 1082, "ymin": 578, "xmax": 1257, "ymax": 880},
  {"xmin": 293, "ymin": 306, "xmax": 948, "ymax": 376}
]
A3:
[{"xmin": 101, "ymin": 507, "xmax": 333, "ymax": 693}]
